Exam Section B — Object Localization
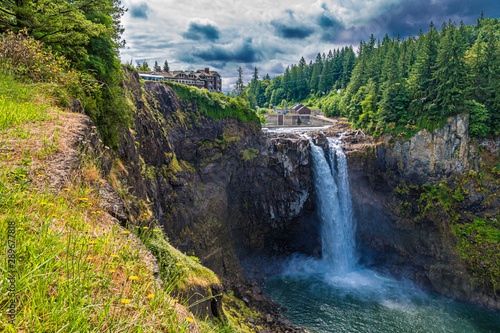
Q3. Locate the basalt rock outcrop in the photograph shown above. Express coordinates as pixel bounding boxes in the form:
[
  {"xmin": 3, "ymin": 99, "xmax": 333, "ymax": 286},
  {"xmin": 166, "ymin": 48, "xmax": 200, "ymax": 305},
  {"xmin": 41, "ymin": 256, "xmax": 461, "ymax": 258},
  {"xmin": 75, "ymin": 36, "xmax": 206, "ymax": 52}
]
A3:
[{"xmin": 116, "ymin": 68, "xmax": 317, "ymax": 284}]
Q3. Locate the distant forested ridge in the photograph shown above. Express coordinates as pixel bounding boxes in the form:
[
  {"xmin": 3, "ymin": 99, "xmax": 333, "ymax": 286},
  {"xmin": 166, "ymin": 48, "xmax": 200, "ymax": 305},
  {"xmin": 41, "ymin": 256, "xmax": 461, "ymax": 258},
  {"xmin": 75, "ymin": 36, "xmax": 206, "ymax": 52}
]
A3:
[
  {"xmin": 246, "ymin": 16, "xmax": 500, "ymax": 137},
  {"xmin": 243, "ymin": 46, "xmax": 356, "ymax": 109}
]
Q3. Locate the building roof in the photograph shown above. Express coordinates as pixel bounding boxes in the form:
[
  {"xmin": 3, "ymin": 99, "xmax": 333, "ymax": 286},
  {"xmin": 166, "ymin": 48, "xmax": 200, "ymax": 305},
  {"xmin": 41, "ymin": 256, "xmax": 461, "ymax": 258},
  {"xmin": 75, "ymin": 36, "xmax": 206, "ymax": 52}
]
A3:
[{"xmin": 138, "ymin": 73, "xmax": 165, "ymax": 79}]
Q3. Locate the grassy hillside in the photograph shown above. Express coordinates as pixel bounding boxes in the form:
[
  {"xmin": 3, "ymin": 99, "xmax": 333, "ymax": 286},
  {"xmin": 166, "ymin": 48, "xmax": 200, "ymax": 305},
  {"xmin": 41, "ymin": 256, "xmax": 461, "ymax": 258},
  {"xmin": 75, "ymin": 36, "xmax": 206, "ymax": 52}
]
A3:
[
  {"xmin": 0, "ymin": 32, "xmax": 265, "ymax": 332},
  {"xmin": 0, "ymin": 71, "xmax": 200, "ymax": 331}
]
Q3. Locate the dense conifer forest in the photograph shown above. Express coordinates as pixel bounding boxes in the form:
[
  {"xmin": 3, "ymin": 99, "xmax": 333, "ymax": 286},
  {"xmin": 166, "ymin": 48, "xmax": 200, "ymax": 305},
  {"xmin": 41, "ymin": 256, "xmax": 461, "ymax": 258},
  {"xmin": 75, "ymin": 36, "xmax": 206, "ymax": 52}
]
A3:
[{"xmin": 245, "ymin": 16, "xmax": 500, "ymax": 137}]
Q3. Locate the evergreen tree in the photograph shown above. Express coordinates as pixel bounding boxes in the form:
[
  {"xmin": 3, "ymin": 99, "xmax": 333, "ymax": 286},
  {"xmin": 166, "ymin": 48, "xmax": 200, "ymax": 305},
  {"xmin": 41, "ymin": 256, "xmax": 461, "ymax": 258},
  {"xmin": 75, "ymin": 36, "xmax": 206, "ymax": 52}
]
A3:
[
  {"xmin": 154, "ymin": 61, "xmax": 161, "ymax": 72},
  {"xmin": 252, "ymin": 67, "xmax": 259, "ymax": 83},
  {"xmin": 378, "ymin": 45, "xmax": 410, "ymax": 125},
  {"xmin": 235, "ymin": 66, "xmax": 244, "ymax": 96},
  {"xmin": 138, "ymin": 61, "xmax": 150, "ymax": 71},
  {"xmin": 319, "ymin": 62, "xmax": 330, "ymax": 93},
  {"xmin": 163, "ymin": 60, "xmax": 169, "ymax": 72},
  {"xmin": 310, "ymin": 53, "xmax": 323, "ymax": 94},
  {"xmin": 434, "ymin": 24, "xmax": 468, "ymax": 117},
  {"xmin": 409, "ymin": 22, "xmax": 440, "ymax": 117}
]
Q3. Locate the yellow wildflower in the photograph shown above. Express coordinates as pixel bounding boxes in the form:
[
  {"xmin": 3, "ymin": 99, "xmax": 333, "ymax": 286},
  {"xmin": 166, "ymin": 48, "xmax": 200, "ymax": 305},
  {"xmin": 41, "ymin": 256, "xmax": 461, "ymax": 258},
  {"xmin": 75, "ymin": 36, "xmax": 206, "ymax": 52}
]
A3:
[
  {"xmin": 129, "ymin": 276, "xmax": 138, "ymax": 280},
  {"xmin": 121, "ymin": 299, "xmax": 130, "ymax": 304},
  {"xmin": 147, "ymin": 294, "xmax": 154, "ymax": 299},
  {"xmin": 186, "ymin": 318, "xmax": 194, "ymax": 323}
]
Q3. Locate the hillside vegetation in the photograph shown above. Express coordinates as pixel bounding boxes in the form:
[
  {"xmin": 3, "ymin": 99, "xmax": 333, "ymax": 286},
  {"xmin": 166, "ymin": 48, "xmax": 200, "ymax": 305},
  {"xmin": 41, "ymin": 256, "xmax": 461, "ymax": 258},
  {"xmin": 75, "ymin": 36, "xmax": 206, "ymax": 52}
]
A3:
[
  {"xmin": 244, "ymin": 16, "xmax": 500, "ymax": 138},
  {"xmin": 0, "ymin": 8, "xmax": 263, "ymax": 333}
]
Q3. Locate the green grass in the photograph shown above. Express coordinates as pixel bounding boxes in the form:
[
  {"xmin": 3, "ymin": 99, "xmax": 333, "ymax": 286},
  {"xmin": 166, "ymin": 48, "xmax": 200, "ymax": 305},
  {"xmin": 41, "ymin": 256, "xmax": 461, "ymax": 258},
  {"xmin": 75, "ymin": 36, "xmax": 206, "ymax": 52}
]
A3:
[
  {"xmin": 0, "ymin": 72, "xmax": 52, "ymax": 129},
  {"xmin": 0, "ymin": 159, "xmax": 194, "ymax": 331},
  {"xmin": 0, "ymin": 71, "xmax": 195, "ymax": 332},
  {"xmin": 137, "ymin": 222, "xmax": 220, "ymax": 292}
]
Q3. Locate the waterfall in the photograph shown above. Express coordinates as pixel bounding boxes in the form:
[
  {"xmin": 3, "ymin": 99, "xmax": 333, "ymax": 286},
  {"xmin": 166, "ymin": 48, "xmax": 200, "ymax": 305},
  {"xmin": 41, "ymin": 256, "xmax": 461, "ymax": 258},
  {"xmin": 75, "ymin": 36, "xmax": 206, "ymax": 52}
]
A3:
[{"xmin": 308, "ymin": 136, "xmax": 356, "ymax": 274}]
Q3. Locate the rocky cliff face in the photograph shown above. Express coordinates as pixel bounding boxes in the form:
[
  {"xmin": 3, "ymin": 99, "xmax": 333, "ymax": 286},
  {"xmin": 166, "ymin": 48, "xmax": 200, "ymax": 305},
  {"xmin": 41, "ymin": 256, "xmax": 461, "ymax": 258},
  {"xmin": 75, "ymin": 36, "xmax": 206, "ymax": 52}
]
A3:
[
  {"xmin": 336, "ymin": 116, "xmax": 500, "ymax": 310},
  {"xmin": 377, "ymin": 114, "xmax": 471, "ymax": 180},
  {"xmin": 116, "ymin": 69, "xmax": 316, "ymax": 284}
]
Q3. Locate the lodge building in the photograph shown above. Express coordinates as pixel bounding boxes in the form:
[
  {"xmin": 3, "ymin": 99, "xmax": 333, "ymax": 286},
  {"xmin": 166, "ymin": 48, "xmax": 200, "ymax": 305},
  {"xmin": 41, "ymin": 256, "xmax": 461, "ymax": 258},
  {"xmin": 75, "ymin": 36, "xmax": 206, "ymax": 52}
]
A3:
[{"xmin": 138, "ymin": 68, "xmax": 222, "ymax": 93}]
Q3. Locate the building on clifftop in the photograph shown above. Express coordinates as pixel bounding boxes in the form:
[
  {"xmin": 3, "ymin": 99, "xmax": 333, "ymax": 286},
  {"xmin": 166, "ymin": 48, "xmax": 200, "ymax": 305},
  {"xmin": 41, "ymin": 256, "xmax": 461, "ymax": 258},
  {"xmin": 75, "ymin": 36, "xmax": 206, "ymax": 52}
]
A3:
[{"xmin": 138, "ymin": 67, "xmax": 222, "ymax": 93}]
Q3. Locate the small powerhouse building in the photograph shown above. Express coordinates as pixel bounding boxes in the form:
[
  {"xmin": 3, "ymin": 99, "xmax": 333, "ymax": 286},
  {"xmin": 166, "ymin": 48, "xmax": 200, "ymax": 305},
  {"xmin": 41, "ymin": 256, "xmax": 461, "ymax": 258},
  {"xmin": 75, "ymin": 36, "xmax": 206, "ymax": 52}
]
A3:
[{"xmin": 290, "ymin": 104, "xmax": 312, "ymax": 115}]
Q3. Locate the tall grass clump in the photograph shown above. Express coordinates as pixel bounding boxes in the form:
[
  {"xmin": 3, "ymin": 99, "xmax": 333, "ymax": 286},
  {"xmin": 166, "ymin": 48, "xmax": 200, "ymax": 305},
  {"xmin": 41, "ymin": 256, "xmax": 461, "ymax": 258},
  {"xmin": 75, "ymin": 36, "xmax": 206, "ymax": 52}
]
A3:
[{"xmin": 0, "ymin": 72, "xmax": 52, "ymax": 129}]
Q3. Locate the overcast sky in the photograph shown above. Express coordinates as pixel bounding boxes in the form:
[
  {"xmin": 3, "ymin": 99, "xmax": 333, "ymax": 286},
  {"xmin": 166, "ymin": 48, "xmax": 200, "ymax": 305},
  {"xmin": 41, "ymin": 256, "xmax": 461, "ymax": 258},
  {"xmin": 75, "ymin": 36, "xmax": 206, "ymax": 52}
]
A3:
[{"xmin": 120, "ymin": 0, "xmax": 500, "ymax": 92}]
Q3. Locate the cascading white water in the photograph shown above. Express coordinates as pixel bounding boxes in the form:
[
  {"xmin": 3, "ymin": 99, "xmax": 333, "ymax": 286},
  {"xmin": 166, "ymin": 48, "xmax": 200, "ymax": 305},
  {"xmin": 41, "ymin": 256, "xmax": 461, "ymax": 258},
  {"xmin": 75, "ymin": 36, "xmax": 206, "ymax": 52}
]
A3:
[
  {"xmin": 327, "ymin": 137, "xmax": 356, "ymax": 273},
  {"xmin": 308, "ymin": 136, "xmax": 356, "ymax": 274}
]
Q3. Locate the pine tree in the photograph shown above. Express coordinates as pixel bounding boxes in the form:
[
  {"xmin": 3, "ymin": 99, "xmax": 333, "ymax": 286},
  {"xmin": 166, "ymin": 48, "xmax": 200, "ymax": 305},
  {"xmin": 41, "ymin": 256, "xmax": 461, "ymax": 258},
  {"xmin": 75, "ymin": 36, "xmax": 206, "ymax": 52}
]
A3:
[
  {"xmin": 163, "ymin": 60, "xmax": 169, "ymax": 72},
  {"xmin": 434, "ymin": 24, "xmax": 468, "ymax": 117},
  {"xmin": 252, "ymin": 67, "xmax": 259, "ymax": 83},
  {"xmin": 298, "ymin": 56, "xmax": 307, "ymax": 69},
  {"xmin": 138, "ymin": 61, "xmax": 150, "ymax": 71},
  {"xmin": 485, "ymin": 29, "xmax": 500, "ymax": 133},
  {"xmin": 409, "ymin": 22, "xmax": 440, "ymax": 117},
  {"xmin": 235, "ymin": 66, "xmax": 244, "ymax": 96},
  {"xmin": 310, "ymin": 53, "xmax": 323, "ymax": 94},
  {"xmin": 319, "ymin": 62, "xmax": 330, "ymax": 93},
  {"xmin": 379, "ymin": 45, "xmax": 409, "ymax": 124},
  {"xmin": 154, "ymin": 61, "xmax": 161, "ymax": 72},
  {"xmin": 296, "ymin": 65, "xmax": 309, "ymax": 100}
]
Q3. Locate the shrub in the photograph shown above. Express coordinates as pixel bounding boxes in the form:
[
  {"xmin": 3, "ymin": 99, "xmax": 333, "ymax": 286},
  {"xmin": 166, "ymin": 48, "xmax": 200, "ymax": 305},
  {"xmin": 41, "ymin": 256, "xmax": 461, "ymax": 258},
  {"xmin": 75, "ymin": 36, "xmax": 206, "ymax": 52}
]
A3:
[
  {"xmin": 467, "ymin": 100, "xmax": 490, "ymax": 137},
  {"xmin": 0, "ymin": 30, "xmax": 99, "ymax": 105}
]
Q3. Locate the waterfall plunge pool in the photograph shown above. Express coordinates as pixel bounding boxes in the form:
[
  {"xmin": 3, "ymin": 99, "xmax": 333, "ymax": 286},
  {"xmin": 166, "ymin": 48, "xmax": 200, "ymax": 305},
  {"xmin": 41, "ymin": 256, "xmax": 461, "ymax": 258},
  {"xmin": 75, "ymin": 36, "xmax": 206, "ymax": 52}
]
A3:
[
  {"xmin": 263, "ymin": 136, "xmax": 500, "ymax": 333},
  {"xmin": 265, "ymin": 268, "xmax": 500, "ymax": 333}
]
